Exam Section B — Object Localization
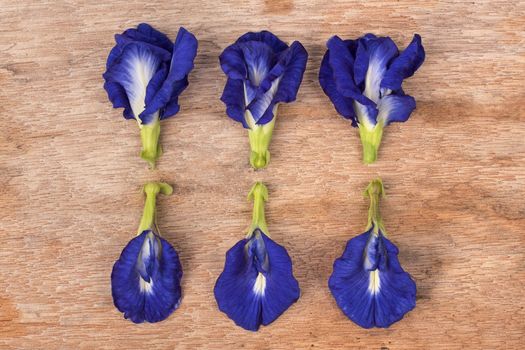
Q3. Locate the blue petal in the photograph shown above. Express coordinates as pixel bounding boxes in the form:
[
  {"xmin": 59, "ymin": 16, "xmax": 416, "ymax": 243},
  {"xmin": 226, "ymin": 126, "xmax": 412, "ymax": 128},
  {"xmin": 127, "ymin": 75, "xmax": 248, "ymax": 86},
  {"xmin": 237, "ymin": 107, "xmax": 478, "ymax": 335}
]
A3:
[
  {"xmin": 104, "ymin": 26, "xmax": 167, "ymax": 72},
  {"xmin": 258, "ymin": 233, "xmax": 300, "ymax": 326},
  {"xmin": 141, "ymin": 63, "xmax": 169, "ymax": 124},
  {"xmin": 103, "ymin": 81, "xmax": 134, "ymax": 120},
  {"xmin": 247, "ymin": 41, "xmax": 307, "ymax": 124},
  {"xmin": 214, "ymin": 230, "xmax": 300, "ymax": 331},
  {"xmin": 328, "ymin": 230, "xmax": 416, "ymax": 328},
  {"xmin": 142, "ymin": 27, "xmax": 198, "ymax": 120},
  {"xmin": 319, "ymin": 50, "xmax": 357, "ymax": 125},
  {"xmin": 220, "ymin": 78, "xmax": 249, "ymax": 128},
  {"xmin": 214, "ymin": 238, "xmax": 262, "ymax": 331},
  {"xmin": 272, "ymin": 41, "xmax": 308, "ymax": 104},
  {"xmin": 103, "ymin": 42, "xmax": 170, "ymax": 122},
  {"xmin": 219, "ymin": 44, "xmax": 248, "ymax": 81},
  {"xmin": 360, "ymin": 36, "xmax": 399, "ymax": 103},
  {"xmin": 381, "ymin": 34, "xmax": 425, "ymax": 91},
  {"xmin": 353, "ymin": 34, "xmax": 378, "ymax": 87},
  {"xmin": 329, "ymin": 231, "xmax": 374, "ymax": 327},
  {"xmin": 220, "ymin": 31, "xmax": 286, "ymax": 85},
  {"xmin": 111, "ymin": 230, "xmax": 182, "ymax": 323},
  {"xmin": 236, "ymin": 30, "xmax": 289, "ymax": 54},
  {"xmin": 373, "ymin": 237, "xmax": 416, "ymax": 328},
  {"xmin": 241, "ymin": 41, "xmax": 277, "ymax": 87},
  {"xmin": 120, "ymin": 23, "xmax": 174, "ymax": 52},
  {"xmin": 169, "ymin": 27, "xmax": 198, "ymax": 81},
  {"xmin": 377, "ymin": 94, "xmax": 416, "ymax": 125},
  {"xmin": 326, "ymin": 36, "xmax": 372, "ymax": 107},
  {"xmin": 160, "ymin": 77, "xmax": 189, "ymax": 119}
]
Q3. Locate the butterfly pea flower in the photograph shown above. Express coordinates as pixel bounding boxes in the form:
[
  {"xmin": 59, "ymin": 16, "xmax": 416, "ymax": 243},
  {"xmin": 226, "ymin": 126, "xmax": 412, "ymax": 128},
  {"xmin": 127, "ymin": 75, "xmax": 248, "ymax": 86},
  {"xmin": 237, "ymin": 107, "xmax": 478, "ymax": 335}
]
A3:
[
  {"xmin": 103, "ymin": 23, "xmax": 198, "ymax": 167},
  {"xmin": 319, "ymin": 34, "xmax": 425, "ymax": 164},
  {"xmin": 328, "ymin": 179, "xmax": 416, "ymax": 328},
  {"xmin": 111, "ymin": 182, "xmax": 182, "ymax": 323},
  {"xmin": 220, "ymin": 31, "xmax": 308, "ymax": 169},
  {"xmin": 214, "ymin": 182, "xmax": 300, "ymax": 331}
]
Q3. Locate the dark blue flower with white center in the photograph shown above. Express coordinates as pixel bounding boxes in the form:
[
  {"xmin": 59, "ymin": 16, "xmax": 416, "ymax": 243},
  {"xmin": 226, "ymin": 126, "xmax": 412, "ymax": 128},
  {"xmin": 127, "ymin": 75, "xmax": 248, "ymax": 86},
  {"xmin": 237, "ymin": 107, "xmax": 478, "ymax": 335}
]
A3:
[
  {"xmin": 111, "ymin": 182, "xmax": 183, "ymax": 323},
  {"xmin": 220, "ymin": 31, "xmax": 308, "ymax": 169},
  {"xmin": 103, "ymin": 23, "xmax": 198, "ymax": 167},
  {"xmin": 214, "ymin": 182, "xmax": 300, "ymax": 331},
  {"xmin": 328, "ymin": 179, "xmax": 416, "ymax": 328},
  {"xmin": 319, "ymin": 34, "xmax": 425, "ymax": 164}
]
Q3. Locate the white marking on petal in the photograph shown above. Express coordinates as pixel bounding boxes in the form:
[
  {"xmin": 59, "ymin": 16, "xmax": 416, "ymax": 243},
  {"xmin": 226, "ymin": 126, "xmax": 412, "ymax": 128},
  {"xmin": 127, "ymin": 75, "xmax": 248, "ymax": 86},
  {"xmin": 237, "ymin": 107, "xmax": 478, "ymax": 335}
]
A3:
[
  {"xmin": 245, "ymin": 109, "xmax": 257, "ymax": 130},
  {"xmin": 243, "ymin": 82, "xmax": 257, "ymax": 106},
  {"xmin": 248, "ymin": 77, "xmax": 281, "ymax": 120},
  {"xmin": 354, "ymin": 101, "xmax": 375, "ymax": 129},
  {"xmin": 123, "ymin": 47, "xmax": 161, "ymax": 124},
  {"xmin": 139, "ymin": 277, "xmax": 154, "ymax": 294},
  {"xmin": 368, "ymin": 270, "xmax": 381, "ymax": 295},
  {"xmin": 253, "ymin": 272, "xmax": 267, "ymax": 296},
  {"xmin": 376, "ymin": 98, "xmax": 392, "ymax": 126},
  {"xmin": 249, "ymin": 63, "xmax": 268, "ymax": 86},
  {"xmin": 245, "ymin": 105, "xmax": 278, "ymax": 132},
  {"xmin": 364, "ymin": 53, "xmax": 390, "ymax": 103},
  {"xmin": 138, "ymin": 231, "xmax": 156, "ymax": 266}
]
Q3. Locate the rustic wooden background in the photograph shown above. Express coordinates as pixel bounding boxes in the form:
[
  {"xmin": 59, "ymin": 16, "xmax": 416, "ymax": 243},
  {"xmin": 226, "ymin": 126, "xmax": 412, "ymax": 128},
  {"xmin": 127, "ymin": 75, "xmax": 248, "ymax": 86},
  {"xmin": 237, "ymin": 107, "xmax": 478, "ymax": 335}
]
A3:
[{"xmin": 1, "ymin": 0, "xmax": 524, "ymax": 349}]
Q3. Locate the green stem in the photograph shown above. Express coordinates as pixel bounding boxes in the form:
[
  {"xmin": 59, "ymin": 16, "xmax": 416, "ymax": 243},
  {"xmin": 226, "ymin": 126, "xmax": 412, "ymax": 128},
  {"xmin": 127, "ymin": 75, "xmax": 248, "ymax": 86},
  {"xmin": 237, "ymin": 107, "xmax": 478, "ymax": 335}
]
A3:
[
  {"xmin": 247, "ymin": 182, "xmax": 269, "ymax": 237},
  {"xmin": 137, "ymin": 182, "xmax": 173, "ymax": 235},
  {"xmin": 247, "ymin": 111, "xmax": 276, "ymax": 170},
  {"xmin": 358, "ymin": 122, "xmax": 384, "ymax": 164},
  {"xmin": 140, "ymin": 116, "xmax": 162, "ymax": 169},
  {"xmin": 364, "ymin": 178, "xmax": 386, "ymax": 235}
]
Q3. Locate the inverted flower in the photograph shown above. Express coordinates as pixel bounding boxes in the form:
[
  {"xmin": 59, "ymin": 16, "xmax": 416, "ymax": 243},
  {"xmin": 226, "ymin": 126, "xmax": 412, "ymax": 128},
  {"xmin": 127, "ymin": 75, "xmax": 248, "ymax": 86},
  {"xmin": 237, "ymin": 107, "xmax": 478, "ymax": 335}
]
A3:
[
  {"xmin": 214, "ymin": 182, "xmax": 300, "ymax": 331},
  {"xmin": 103, "ymin": 23, "xmax": 198, "ymax": 167},
  {"xmin": 220, "ymin": 31, "xmax": 308, "ymax": 169},
  {"xmin": 328, "ymin": 179, "xmax": 416, "ymax": 328},
  {"xmin": 111, "ymin": 182, "xmax": 182, "ymax": 323},
  {"xmin": 319, "ymin": 34, "xmax": 425, "ymax": 164}
]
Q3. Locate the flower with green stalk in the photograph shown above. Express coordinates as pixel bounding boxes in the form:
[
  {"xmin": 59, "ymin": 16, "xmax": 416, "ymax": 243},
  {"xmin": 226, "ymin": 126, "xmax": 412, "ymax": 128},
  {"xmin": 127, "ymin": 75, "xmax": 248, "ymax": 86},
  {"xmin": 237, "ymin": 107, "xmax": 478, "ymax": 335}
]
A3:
[
  {"xmin": 329, "ymin": 178, "xmax": 416, "ymax": 328},
  {"xmin": 103, "ymin": 23, "xmax": 198, "ymax": 167},
  {"xmin": 111, "ymin": 182, "xmax": 183, "ymax": 323},
  {"xmin": 219, "ymin": 31, "xmax": 308, "ymax": 169},
  {"xmin": 319, "ymin": 33, "xmax": 425, "ymax": 164},
  {"xmin": 214, "ymin": 182, "xmax": 300, "ymax": 331}
]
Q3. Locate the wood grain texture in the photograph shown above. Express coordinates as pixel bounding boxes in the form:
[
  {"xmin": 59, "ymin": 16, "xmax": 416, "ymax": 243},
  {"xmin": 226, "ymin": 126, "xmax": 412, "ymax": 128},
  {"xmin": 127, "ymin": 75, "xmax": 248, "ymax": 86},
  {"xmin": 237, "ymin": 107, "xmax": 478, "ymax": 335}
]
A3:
[{"xmin": 1, "ymin": 0, "xmax": 524, "ymax": 349}]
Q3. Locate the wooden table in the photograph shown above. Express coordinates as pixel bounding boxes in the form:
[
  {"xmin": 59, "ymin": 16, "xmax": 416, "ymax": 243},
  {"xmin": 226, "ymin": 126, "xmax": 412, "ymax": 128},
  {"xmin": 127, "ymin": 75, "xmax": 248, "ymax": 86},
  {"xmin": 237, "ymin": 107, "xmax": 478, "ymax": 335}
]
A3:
[{"xmin": 1, "ymin": 1, "xmax": 524, "ymax": 349}]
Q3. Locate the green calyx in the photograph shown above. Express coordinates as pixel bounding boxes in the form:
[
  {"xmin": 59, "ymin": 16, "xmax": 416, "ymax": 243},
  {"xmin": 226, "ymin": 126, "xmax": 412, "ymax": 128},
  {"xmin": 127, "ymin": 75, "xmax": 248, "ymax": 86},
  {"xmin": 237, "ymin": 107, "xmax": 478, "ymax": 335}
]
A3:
[
  {"xmin": 364, "ymin": 178, "xmax": 387, "ymax": 235},
  {"xmin": 140, "ymin": 117, "xmax": 162, "ymax": 169},
  {"xmin": 137, "ymin": 182, "xmax": 173, "ymax": 235},
  {"xmin": 358, "ymin": 122, "xmax": 384, "ymax": 165},
  {"xmin": 247, "ymin": 182, "xmax": 269, "ymax": 237},
  {"xmin": 247, "ymin": 112, "xmax": 276, "ymax": 170}
]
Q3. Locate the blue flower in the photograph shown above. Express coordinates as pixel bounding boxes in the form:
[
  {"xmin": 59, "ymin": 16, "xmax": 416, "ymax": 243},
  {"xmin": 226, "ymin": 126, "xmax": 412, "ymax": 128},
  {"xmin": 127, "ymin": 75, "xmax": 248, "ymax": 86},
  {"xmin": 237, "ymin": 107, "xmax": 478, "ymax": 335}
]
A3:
[
  {"xmin": 111, "ymin": 182, "xmax": 182, "ymax": 323},
  {"xmin": 111, "ymin": 229, "xmax": 182, "ymax": 323},
  {"xmin": 219, "ymin": 31, "xmax": 308, "ymax": 169},
  {"xmin": 319, "ymin": 34, "xmax": 425, "ymax": 164},
  {"xmin": 214, "ymin": 229, "xmax": 300, "ymax": 331},
  {"xmin": 328, "ymin": 227, "xmax": 416, "ymax": 328},
  {"xmin": 103, "ymin": 23, "xmax": 198, "ymax": 167},
  {"xmin": 328, "ymin": 179, "xmax": 416, "ymax": 328},
  {"xmin": 214, "ymin": 182, "xmax": 300, "ymax": 331}
]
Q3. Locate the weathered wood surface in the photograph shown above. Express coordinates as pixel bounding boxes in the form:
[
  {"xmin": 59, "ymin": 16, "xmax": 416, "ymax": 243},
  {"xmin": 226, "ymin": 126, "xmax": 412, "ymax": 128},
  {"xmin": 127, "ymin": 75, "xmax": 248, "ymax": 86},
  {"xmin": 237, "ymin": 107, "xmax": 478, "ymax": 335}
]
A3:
[{"xmin": 1, "ymin": 0, "xmax": 524, "ymax": 349}]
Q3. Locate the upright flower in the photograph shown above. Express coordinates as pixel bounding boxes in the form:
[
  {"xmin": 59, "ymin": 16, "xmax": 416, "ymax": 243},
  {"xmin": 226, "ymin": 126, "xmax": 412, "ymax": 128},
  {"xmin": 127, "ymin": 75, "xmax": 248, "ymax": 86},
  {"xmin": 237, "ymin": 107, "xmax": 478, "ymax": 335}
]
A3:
[
  {"xmin": 111, "ymin": 182, "xmax": 182, "ymax": 323},
  {"xmin": 220, "ymin": 31, "xmax": 308, "ymax": 169},
  {"xmin": 319, "ymin": 34, "xmax": 425, "ymax": 164},
  {"xmin": 328, "ymin": 179, "xmax": 416, "ymax": 328},
  {"xmin": 214, "ymin": 182, "xmax": 300, "ymax": 331},
  {"xmin": 103, "ymin": 23, "xmax": 198, "ymax": 167}
]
